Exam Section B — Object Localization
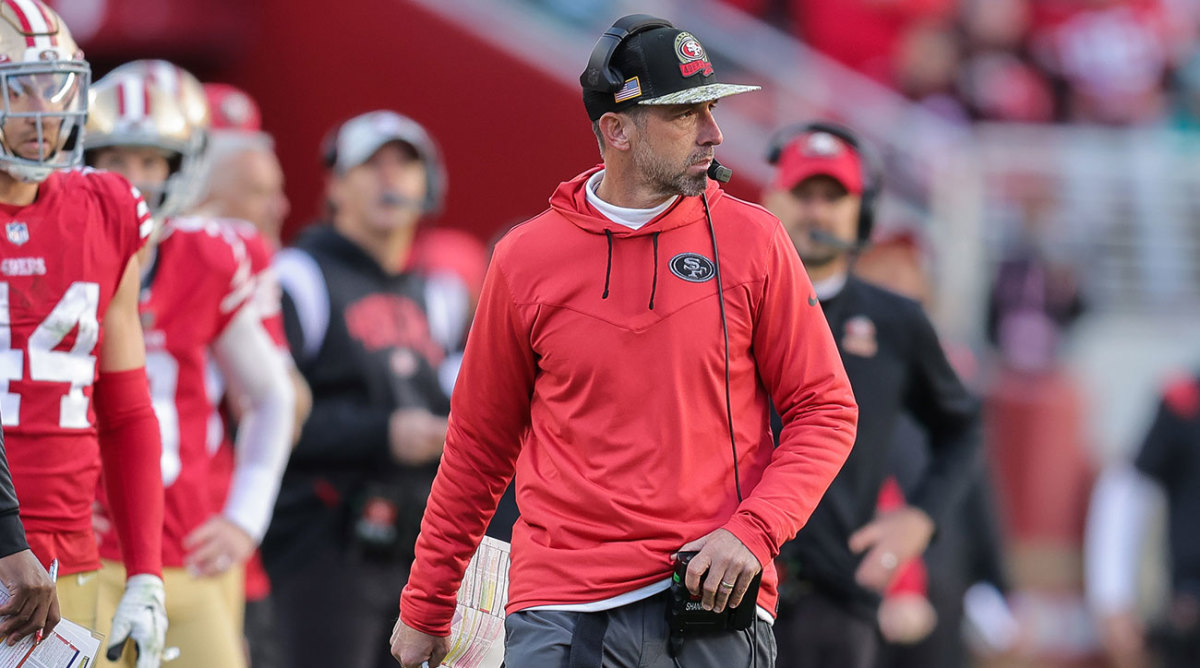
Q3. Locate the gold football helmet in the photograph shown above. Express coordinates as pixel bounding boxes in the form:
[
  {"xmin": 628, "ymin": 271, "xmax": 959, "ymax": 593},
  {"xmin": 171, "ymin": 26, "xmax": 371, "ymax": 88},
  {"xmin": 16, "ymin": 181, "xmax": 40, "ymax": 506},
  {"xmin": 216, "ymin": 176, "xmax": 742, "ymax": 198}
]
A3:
[
  {"xmin": 108, "ymin": 59, "xmax": 209, "ymax": 136},
  {"xmin": 85, "ymin": 62, "xmax": 209, "ymax": 220},
  {"xmin": 0, "ymin": 0, "xmax": 89, "ymax": 183}
]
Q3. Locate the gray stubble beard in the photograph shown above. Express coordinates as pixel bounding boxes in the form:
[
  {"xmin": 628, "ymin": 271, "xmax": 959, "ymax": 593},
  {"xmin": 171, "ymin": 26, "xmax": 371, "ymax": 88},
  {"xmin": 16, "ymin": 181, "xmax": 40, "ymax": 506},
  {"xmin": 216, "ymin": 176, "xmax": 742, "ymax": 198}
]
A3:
[{"xmin": 634, "ymin": 140, "xmax": 710, "ymax": 199}]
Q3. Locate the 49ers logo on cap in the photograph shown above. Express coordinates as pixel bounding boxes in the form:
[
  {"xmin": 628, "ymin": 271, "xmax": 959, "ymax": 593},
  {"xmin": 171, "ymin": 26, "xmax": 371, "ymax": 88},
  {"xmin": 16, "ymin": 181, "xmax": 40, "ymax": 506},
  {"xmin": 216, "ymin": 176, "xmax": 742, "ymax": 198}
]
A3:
[
  {"xmin": 675, "ymin": 32, "xmax": 713, "ymax": 78},
  {"xmin": 804, "ymin": 132, "xmax": 843, "ymax": 157}
]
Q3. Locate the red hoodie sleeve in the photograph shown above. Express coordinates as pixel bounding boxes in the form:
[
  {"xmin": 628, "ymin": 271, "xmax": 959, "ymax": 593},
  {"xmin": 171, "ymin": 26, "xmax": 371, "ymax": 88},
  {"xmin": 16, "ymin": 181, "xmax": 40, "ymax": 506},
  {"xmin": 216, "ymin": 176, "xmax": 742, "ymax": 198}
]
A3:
[
  {"xmin": 722, "ymin": 222, "xmax": 858, "ymax": 569},
  {"xmin": 399, "ymin": 261, "xmax": 535, "ymax": 635}
]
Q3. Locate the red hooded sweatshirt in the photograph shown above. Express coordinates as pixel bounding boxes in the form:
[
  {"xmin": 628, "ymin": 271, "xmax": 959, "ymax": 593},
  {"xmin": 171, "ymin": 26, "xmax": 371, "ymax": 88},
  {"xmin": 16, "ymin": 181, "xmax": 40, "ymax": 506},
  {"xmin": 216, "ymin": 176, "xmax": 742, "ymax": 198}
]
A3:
[{"xmin": 400, "ymin": 167, "xmax": 857, "ymax": 634}]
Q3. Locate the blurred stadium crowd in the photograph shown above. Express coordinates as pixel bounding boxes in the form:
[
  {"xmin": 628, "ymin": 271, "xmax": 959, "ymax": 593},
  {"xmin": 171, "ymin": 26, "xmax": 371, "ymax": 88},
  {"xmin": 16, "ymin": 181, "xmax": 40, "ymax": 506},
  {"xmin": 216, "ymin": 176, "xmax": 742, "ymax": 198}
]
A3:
[{"xmin": 726, "ymin": 0, "xmax": 1200, "ymax": 127}]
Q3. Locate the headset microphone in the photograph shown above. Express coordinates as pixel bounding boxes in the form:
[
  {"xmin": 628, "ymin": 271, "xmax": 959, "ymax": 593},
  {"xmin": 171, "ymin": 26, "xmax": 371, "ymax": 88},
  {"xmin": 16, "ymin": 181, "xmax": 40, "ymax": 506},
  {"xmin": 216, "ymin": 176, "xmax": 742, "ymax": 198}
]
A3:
[
  {"xmin": 380, "ymin": 191, "xmax": 424, "ymax": 210},
  {"xmin": 707, "ymin": 159, "xmax": 732, "ymax": 184},
  {"xmin": 808, "ymin": 228, "xmax": 860, "ymax": 252}
]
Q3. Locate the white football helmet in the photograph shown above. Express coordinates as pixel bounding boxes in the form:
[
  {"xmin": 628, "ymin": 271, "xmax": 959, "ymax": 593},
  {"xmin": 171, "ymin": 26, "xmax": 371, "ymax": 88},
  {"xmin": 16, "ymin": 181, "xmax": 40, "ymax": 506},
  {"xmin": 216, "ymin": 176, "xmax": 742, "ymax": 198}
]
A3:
[
  {"xmin": 0, "ymin": 0, "xmax": 89, "ymax": 183},
  {"xmin": 85, "ymin": 61, "xmax": 209, "ymax": 220}
]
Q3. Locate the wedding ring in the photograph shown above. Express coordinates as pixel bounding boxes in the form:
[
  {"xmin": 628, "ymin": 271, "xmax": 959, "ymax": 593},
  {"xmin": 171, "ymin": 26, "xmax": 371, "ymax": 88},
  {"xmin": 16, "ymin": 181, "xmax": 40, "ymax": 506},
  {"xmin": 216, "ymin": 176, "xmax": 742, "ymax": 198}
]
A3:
[
  {"xmin": 719, "ymin": 580, "xmax": 735, "ymax": 589},
  {"xmin": 879, "ymin": 551, "xmax": 898, "ymax": 570}
]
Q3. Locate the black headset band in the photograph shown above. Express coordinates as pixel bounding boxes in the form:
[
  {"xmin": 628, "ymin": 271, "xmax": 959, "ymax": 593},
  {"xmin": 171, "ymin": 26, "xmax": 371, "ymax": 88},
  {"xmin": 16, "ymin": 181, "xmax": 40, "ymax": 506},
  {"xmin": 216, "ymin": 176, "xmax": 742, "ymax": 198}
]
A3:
[{"xmin": 580, "ymin": 15, "xmax": 674, "ymax": 93}]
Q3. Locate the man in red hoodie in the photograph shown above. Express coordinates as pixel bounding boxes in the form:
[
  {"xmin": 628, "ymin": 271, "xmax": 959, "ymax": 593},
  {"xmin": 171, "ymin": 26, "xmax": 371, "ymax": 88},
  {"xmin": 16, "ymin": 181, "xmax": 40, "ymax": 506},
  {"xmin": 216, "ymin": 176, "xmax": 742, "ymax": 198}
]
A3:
[{"xmin": 392, "ymin": 14, "xmax": 858, "ymax": 668}]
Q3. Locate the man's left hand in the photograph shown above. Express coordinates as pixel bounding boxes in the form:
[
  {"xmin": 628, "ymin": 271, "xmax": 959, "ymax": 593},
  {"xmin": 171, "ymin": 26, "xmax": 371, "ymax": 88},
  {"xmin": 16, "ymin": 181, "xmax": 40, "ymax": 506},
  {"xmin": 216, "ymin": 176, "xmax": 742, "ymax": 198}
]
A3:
[
  {"xmin": 674, "ymin": 529, "xmax": 761, "ymax": 614},
  {"xmin": 848, "ymin": 506, "xmax": 935, "ymax": 593},
  {"xmin": 107, "ymin": 574, "xmax": 167, "ymax": 668},
  {"xmin": 182, "ymin": 516, "xmax": 255, "ymax": 578}
]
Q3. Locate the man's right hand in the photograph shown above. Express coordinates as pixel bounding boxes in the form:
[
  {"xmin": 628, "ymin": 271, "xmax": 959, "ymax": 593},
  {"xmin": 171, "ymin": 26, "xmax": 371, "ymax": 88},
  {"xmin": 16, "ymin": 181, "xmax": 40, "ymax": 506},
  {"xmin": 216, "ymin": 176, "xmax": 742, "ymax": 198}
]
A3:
[
  {"xmin": 0, "ymin": 549, "xmax": 59, "ymax": 645},
  {"xmin": 390, "ymin": 617, "xmax": 449, "ymax": 668},
  {"xmin": 389, "ymin": 409, "xmax": 447, "ymax": 466},
  {"xmin": 674, "ymin": 528, "xmax": 762, "ymax": 614}
]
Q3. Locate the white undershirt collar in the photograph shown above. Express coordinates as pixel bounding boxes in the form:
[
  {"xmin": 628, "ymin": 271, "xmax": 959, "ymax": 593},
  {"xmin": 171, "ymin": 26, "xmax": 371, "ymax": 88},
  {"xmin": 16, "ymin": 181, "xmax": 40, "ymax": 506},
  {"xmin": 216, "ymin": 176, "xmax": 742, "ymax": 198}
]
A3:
[
  {"xmin": 585, "ymin": 170, "xmax": 677, "ymax": 231},
  {"xmin": 812, "ymin": 272, "xmax": 848, "ymax": 301}
]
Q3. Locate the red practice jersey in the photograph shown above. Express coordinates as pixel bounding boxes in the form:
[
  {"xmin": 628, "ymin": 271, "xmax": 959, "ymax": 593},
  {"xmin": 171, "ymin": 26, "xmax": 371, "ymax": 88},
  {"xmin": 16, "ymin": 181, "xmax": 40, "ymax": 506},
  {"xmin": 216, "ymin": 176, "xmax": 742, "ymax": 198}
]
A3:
[
  {"xmin": 0, "ymin": 169, "xmax": 151, "ymax": 571},
  {"xmin": 97, "ymin": 216, "xmax": 253, "ymax": 568}
]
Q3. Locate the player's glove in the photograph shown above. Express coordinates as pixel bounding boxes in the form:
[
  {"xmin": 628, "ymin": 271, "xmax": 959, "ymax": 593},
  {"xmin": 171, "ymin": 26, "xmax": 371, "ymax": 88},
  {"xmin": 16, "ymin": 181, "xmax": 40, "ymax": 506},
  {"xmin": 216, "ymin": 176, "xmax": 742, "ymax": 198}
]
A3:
[{"xmin": 106, "ymin": 574, "xmax": 168, "ymax": 668}]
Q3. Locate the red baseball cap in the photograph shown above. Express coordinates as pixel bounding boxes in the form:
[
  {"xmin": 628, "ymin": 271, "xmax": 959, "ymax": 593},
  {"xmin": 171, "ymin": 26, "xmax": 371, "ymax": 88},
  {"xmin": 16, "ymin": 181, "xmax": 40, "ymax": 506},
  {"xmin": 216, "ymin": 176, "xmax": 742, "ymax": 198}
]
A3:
[
  {"xmin": 203, "ymin": 83, "xmax": 262, "ymax": 132},
  {"xmin": 770, "ymin": 131, "xmax": 864, "ymax": 194}
]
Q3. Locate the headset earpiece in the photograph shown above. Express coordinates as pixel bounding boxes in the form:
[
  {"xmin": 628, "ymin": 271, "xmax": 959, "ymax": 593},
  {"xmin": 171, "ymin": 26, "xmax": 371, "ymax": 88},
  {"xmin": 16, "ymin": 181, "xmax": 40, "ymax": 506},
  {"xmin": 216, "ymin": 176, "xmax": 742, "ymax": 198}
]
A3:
[
  {"xmin": 764, "ymin": 120, "xmax": 881, "ymax": 244},
  {"xmin": 580, "ymin": 14, "xmax": 674, "ymax": 93}
]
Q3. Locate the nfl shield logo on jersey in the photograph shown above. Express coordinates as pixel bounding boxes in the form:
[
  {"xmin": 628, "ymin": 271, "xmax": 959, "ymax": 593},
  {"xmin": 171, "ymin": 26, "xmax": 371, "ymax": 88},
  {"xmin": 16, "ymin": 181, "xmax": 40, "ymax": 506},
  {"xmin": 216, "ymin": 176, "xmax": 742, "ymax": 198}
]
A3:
[{"xmin": 5, "ymin": 222, "xmax": 28, "ymax": 246}]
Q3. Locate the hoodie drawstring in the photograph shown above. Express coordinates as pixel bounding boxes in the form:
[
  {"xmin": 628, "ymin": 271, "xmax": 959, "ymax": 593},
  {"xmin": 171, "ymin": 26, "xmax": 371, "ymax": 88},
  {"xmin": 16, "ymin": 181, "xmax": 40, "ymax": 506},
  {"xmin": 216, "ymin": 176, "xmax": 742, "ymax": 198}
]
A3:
[
  {"xmin": 601, "ymin": 229, "xmax": 661, "ymax": 311},
  {"xmin": 648, "ymin": 232, "xmax": 660, "ymax": 310},
  {"xmin": 602, "ymin": 229, "xmax": 613, "ymax": 300}
]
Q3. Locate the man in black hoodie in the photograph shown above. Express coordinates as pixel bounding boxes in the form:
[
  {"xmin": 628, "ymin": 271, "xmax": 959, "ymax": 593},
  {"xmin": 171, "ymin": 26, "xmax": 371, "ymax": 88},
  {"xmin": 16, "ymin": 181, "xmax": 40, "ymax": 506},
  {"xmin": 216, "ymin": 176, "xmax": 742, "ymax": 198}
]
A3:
[
  {"xmin": 762, "ymin": 122, "xmax": 982, "ymax": 668},
  {"xmin": 264, "ymin": 110, "xmax": 453, "ymax": 668}
]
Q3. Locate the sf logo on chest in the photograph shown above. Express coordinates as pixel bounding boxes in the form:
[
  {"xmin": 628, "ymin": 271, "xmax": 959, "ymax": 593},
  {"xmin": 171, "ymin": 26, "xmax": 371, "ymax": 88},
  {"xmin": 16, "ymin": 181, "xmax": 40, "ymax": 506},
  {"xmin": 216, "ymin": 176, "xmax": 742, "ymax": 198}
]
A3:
[{"xmin": 669, "ymin": 252, "xmax": 715, "ymax": 283}]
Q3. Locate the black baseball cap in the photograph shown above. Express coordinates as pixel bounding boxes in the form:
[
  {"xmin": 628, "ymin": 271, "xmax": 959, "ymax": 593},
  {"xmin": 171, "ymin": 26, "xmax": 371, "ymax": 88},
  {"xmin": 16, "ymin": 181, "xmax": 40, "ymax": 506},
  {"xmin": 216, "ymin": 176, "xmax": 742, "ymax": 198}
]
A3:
[{"xmin": 580, "ymin": 15, "xmax": 760, "ymax": 121}]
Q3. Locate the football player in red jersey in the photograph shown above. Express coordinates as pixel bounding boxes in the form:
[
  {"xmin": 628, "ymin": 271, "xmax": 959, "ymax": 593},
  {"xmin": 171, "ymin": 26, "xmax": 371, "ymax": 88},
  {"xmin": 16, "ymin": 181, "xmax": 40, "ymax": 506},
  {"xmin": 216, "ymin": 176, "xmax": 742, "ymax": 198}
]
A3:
[
  {"xmin": 84, "ymin": 63, "xmax": 294, "ymax": 668},
  {"xmin": 191, "ymin": 83, "xmax": 309, "ymax": 668},
  {"xmin": 0, "ymin": 0, "xmax": 168, "ymax": 664}
]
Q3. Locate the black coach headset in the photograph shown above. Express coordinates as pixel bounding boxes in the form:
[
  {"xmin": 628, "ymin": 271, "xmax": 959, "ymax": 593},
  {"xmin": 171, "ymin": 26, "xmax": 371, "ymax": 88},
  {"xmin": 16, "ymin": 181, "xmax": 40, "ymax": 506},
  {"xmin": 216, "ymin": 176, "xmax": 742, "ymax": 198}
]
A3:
[
  {"xmin": 580, "ymin": 14, "xmax": 673, "ymax": 93},
  {"xmin": 765, "ymin": 120, "xmax": 882, "ymax": 245},
  {"xmin": 319, "ymin": 114, "xmax": 447, "ymax": 216},
  {"xmin": 580, "ymin": 13, "xmax": 733, "ymax": 183}
]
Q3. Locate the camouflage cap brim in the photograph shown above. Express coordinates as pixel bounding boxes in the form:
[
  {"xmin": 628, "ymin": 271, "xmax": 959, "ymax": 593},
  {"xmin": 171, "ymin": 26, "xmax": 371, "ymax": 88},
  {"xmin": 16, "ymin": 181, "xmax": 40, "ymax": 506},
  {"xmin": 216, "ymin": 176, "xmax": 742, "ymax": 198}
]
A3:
[{"xmin": 637, "ymin": 83, "xmax": 761, "ymax": 106}]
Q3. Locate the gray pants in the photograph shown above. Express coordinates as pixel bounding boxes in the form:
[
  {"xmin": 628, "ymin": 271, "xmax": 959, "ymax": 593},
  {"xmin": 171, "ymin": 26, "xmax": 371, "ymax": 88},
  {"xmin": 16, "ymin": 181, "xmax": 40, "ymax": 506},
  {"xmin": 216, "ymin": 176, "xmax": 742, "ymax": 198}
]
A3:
[{"xmin": 504, "ymin": 592, "xmax": 776, "ymax": 668}]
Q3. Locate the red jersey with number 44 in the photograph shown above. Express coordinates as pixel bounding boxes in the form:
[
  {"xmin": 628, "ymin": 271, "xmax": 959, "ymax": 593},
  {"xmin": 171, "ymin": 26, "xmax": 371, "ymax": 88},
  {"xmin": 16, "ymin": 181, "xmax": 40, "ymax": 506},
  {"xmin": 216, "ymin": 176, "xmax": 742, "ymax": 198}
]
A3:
[
  {"xmin": 0, "ymin": 169, "xmax": 151, "ymax": 569},
  {"xmin": 96, "ymin": 216, "xmax": 253, "ymax": 568}
]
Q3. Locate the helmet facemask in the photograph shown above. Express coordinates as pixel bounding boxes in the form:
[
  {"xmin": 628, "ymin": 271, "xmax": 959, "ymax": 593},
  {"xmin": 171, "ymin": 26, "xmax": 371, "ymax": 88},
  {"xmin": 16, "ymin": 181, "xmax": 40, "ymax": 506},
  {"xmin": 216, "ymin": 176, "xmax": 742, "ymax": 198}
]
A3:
[{"xmin": 0, "ymin": 60, "xmax": 89, "ymax": 182}]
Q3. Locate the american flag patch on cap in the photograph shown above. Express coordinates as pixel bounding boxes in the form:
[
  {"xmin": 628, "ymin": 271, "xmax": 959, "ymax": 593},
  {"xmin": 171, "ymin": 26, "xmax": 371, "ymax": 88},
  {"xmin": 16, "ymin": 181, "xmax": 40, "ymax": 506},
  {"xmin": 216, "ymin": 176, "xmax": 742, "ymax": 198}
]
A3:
[{"xmin": 614, "ymin": 77, "xmax": 642, "ymax": 103}]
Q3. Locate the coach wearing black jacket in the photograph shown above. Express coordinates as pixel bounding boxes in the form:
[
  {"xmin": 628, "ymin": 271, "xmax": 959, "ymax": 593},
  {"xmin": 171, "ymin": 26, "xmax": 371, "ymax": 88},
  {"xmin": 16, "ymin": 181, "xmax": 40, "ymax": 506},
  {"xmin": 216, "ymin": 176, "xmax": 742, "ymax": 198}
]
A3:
[
  {"xmin": 263, "ymin": 111, "xmax": 451, "ymax": 668},
  {"xmin": 762, "ymin": 122, "xmax": 982, "ymax": 668}
]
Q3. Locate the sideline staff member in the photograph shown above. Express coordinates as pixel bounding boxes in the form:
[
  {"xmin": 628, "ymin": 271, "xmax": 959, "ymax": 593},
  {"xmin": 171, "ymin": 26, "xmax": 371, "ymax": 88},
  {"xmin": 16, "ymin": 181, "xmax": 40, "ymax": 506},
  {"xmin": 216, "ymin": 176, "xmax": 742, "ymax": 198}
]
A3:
[
  {"xmin": 265, "ymin": 111, "xmax": 450, "ymax": 668},
  {"xmin": 761, "ymin": 123, "xmax": 981, "ymax": 668},
  {"xmin": 393, "ymin": 15, "xmax": 857, "ymax": 668}
]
